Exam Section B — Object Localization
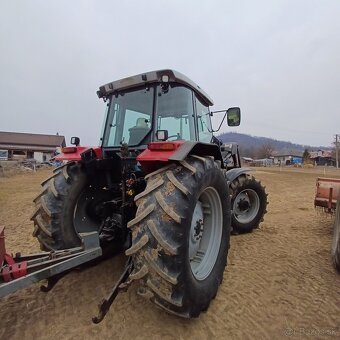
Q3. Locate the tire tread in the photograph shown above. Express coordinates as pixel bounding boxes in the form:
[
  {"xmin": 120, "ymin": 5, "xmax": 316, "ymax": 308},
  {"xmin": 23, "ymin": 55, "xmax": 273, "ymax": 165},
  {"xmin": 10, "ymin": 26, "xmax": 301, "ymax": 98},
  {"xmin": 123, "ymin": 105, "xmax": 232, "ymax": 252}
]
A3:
[
  {"xmin": 125, "ymin": 156, "xmax": 230, "ymax": 317},
  {"xmin": 31, "ymin": 162, "xmax": 84, "ymax": 250}
]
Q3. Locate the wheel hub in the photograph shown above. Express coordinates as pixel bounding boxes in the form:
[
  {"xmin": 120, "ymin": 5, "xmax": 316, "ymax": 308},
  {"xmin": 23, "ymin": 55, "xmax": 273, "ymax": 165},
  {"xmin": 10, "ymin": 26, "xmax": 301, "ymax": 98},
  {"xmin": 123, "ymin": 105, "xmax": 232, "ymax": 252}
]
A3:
[
  {"xmin": 194, "ymin": 219, "xmax": 204, "ymax": 240},
  {"xmin": 233, "ymin": 189, "xmax": 260, "ymax": 224},
  {"xmin": 238, "ymin": 197, "xmax": 250, "ymax": 211},
  {"xmin": 189, "ymin": 202, "xmax": 204, "ymax": 260}
]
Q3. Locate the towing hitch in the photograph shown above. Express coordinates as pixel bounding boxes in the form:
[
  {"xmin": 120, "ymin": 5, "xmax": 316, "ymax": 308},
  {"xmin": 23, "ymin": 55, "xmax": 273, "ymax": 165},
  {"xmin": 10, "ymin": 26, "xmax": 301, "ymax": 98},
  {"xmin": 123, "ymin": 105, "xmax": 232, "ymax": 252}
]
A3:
[
  {"xmin": 92, "ymin": 256, "xmax": 133, "ymax": 324},
  {"xmin": 0, "ymin": 226, "xmax": 102, "ymax": 298},
  {"xmin": 1, "ymin": 225, "xmax": 134, "ymax": 323}
]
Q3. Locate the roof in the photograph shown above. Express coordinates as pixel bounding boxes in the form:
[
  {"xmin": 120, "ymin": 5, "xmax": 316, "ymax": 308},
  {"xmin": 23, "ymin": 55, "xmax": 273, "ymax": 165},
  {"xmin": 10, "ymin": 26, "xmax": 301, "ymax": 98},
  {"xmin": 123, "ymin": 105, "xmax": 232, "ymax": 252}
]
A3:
[
  {"xmin": 97, "ymin": 69, "xmax": 214, "ymax": 106},
  {"xmin": 273, "ymin": 155, "xmax": 303, "ymax": 158},
  {"xmin": 310, "ymin": 150, "xmax": 334, "ymax": 159},
  {"xmin": 0, "ymin": 131, "xmax": 65, "ymax": 151}
]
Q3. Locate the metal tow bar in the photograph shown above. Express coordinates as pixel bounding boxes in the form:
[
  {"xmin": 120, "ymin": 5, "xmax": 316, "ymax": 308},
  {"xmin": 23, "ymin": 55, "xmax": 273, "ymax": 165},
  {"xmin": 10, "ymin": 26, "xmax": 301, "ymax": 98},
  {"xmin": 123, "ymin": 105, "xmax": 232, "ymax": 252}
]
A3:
[
  {"xmin": 0, "ymin": 227, "xmax": 102, "ymax": 298},
  {"xmin": 92, "ymin": 256, "xmax": 133, "ymax": 324}
]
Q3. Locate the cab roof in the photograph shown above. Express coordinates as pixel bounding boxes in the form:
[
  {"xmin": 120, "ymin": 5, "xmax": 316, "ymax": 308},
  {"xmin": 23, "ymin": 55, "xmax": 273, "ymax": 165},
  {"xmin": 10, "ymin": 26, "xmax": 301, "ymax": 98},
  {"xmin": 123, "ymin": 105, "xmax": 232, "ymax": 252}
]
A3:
[{"xmin": 97, "ymin": 69, "xmax": 214, "ymax": 106}]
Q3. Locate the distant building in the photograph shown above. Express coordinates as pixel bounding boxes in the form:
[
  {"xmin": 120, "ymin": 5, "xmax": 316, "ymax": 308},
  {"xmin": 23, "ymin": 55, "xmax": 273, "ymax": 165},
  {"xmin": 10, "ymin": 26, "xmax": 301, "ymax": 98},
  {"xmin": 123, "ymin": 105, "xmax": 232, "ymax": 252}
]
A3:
[
  {"xmin": 242, "ymin": 157, "xmax": 254, "ymax": 164},
  {"xmin": 272, "ymin": 152, "xmax": 303, "ymax": 165},
  {"xmin": 310, "ymin": 150, "xmax": 335, "ymax": 166},
  {"xmin": 241, "ymin": 157, "xmax": 273, "ymax": 167},
  {"xmin": 0, "ymin": 131, "xmax": 65, "ymax": 162},
  {"xmin": 253, "ymin": 158, "xmax": 274, "ymax": 167}
]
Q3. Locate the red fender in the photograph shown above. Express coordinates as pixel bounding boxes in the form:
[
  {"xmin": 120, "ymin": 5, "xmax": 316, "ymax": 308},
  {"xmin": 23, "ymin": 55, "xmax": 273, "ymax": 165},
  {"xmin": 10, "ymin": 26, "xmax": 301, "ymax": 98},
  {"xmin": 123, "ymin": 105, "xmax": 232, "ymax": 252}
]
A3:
[
  {"xmin": 54, "ymin": 146, "xmax": 102, "ymax": 161},
  {"xmin": 137, "ymin": 141, "xmax": 185, "ymax": 174}
]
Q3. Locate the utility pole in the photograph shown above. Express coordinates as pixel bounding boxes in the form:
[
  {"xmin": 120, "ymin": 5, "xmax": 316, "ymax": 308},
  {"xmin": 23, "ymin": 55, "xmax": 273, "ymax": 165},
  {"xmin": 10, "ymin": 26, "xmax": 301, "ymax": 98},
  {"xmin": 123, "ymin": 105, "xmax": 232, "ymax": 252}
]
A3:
[{"xmin": 336, "ymin": 134, "xmax": 339, "ymax": 169}]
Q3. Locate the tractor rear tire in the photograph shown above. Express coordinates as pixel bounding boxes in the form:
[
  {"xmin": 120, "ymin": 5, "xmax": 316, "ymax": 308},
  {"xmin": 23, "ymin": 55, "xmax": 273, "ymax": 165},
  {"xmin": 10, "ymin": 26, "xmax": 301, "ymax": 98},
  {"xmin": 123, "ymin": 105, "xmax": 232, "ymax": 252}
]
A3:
[
  {"xmin": 125, "ymin": 156, "xmax": 231, "ymax": 318},
  {"xmin": 31, "ymin": 162, "xmax": 96, "ymax": 250},
  {"xmin": 331, "ymin": 198, "xmax": 340, "ymax": 272},
  {"xmin": 230, "ymin": 175, "xmax": 268, "ymax": 234}
]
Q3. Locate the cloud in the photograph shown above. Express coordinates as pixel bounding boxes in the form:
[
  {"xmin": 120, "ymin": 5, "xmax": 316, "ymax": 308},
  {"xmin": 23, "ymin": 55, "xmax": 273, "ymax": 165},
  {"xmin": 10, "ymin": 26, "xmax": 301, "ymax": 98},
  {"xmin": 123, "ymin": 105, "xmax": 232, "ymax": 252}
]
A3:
[{"xmin": 1, "ymin": 0, "xmax": 339, "ymax": 147}]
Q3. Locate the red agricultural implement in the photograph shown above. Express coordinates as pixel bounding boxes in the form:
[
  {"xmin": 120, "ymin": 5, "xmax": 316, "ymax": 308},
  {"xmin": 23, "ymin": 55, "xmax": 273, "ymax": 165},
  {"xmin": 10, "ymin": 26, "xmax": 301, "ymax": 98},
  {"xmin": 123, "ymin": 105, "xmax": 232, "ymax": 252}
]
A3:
[
  {"xmin": 314, "ymin": 177, "xmax": 340, "ymax": 213},
  {"xmin": 0, "ymin": 226, "xmax": 102, "ymax": 298},
  {"xmin": 314, "ymin": 177, "xmax": 340, "ymax": 272}
]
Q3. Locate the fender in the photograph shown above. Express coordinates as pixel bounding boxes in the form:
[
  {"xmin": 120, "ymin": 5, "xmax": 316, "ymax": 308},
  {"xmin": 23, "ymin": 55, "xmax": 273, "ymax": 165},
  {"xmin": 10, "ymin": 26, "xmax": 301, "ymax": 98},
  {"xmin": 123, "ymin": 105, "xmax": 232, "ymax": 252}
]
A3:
[
  {"xmin": 137, "ymin": 141, "xmax": 224, "ymax": 174},
  {"xmin": 54, "ymin": 146, "xmax": 102, "ymax": 162},
  {"xmin": 169, "ymin": 141, "xmax": 223, "ymax": 165},
  {"xmin": 225, "ymin": 167, "xmax": 252, "ymax": 183}
]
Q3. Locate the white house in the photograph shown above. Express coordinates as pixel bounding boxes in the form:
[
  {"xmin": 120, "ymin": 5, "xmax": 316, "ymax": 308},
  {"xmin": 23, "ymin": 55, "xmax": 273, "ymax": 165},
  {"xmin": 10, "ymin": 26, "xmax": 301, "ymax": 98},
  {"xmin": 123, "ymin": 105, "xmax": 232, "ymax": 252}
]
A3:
[{"xmin": 272, "ymin": 153, "xmax": 303, "ymax": 165}]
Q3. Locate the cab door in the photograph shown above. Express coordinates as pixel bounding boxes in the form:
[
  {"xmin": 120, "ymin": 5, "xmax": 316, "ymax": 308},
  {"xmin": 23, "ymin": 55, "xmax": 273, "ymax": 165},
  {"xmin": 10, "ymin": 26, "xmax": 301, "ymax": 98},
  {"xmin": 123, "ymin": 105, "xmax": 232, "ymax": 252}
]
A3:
[{"xmin": 194, "ymin": 95, "xmax": 213, "ymax": 143}]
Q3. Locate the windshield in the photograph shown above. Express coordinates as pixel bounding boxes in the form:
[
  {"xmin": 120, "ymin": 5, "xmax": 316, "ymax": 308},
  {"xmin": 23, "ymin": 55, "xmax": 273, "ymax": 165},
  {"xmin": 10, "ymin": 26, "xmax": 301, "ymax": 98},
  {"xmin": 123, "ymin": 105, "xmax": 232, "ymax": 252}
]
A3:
[
  {"xmin": 102, "ymin": 87, "xmax": 154, "ymax": 147},
  {"xmin": 101, "ymin": 83, "xmax": 205, "ymax": 147}
]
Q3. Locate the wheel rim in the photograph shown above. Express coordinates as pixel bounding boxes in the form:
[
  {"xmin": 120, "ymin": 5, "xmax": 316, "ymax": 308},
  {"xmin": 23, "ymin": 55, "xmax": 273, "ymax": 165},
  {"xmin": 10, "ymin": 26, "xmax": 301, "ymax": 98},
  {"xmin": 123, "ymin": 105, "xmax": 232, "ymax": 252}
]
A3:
[
  {"xmin": 233, "ymin": 189, "xmax": 260, "ymax": 224},
  {"xmin": 189, "ymin": 187, "xmax": 223, "ymax": 281}
]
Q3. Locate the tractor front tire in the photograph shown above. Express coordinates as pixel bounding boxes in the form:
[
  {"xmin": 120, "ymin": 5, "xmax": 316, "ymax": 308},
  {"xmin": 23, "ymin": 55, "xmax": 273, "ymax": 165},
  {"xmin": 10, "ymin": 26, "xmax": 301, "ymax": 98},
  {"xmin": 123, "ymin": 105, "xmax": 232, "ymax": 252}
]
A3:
[
  {"xmin": 230, "ymin": 175, "xmax": 268, "ymax": 234},
  {"xmin": 125, "ymin": 156, "xmax": 231, "ymax": 318},
  {"xmin": 31, "ymin": 162, "xmax": 89, "ymax": 250},
  {"xmin": 331, "ymin": 198, "xmax": 340, "ymax": 272}
]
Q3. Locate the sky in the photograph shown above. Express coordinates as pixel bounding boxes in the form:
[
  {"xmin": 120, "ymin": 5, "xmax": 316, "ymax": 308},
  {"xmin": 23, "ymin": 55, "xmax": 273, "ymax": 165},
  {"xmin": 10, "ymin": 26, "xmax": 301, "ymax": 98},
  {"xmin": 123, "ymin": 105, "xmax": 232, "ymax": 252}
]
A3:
[{"xmin": 1, "ymin": 0, "xmax": 339, "ymax": 147}]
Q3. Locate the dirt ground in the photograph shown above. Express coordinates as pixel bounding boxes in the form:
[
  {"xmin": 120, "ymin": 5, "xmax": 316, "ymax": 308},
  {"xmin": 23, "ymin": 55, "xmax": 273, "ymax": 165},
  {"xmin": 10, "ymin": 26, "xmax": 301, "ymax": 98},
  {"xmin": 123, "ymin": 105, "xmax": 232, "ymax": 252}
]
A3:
[{"xmin": 0, "ymin": 167, "xmax": 340, "ymax": 339}]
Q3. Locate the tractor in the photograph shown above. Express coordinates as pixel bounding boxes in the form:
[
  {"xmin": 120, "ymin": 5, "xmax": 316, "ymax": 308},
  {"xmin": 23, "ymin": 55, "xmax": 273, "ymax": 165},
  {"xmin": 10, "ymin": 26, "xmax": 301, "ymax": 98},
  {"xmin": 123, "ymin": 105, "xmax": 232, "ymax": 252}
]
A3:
[{"xmin": 29, "ymin": 70, "xmax": 267, "ymax": 319}]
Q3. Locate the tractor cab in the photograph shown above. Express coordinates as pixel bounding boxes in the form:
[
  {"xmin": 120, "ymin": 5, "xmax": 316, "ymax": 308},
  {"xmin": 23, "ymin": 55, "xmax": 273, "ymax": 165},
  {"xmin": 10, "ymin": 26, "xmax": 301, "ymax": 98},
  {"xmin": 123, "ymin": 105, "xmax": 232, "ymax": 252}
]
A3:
[{"xmin": 98, "ymin": 70, "xmax": 239, "ymax": 152}]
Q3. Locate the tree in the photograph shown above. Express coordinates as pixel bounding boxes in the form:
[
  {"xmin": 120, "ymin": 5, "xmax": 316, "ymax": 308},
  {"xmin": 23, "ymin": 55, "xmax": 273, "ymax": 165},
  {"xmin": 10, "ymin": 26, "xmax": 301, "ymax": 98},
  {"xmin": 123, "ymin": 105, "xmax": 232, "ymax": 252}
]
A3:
[
  {"xmin": 239, "ymin": 145, "xmax": 257, "ymax": 159},
  {"xmin": 302, "ymin": 149, "xmax": 311, "ymax": 164},
  {"xmin": 257, "ymin": 142, "xmax": 274, "ymax": 159}
]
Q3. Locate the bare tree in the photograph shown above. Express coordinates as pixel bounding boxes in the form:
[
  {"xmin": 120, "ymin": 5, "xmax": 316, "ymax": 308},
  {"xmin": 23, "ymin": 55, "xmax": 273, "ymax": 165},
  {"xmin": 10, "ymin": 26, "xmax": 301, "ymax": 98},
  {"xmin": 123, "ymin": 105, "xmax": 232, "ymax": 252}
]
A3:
[
  {"xmin": 239, "ymin": 145, "xmax": 257, "ymax": 159},
  {"xmin": 257, "ymin": 142, "xmax": 274, "ymax": 159}
]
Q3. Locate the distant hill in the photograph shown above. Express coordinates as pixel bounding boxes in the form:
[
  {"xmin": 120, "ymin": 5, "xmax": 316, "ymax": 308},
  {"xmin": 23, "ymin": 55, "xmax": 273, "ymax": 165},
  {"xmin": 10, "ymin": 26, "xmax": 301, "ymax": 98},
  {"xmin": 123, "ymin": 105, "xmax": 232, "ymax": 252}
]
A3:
[{"xmin": 217, "ymin": 132, "xmax": 329, "ymax": 158}]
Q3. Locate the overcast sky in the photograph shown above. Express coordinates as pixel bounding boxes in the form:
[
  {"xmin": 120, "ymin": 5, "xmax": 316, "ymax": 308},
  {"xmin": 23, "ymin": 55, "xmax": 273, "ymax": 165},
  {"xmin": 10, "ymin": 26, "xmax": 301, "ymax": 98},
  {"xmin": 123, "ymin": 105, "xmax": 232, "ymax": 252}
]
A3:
[{"xmin": 1, "ymin": 0, "xmax": 339, "ymax": 147}]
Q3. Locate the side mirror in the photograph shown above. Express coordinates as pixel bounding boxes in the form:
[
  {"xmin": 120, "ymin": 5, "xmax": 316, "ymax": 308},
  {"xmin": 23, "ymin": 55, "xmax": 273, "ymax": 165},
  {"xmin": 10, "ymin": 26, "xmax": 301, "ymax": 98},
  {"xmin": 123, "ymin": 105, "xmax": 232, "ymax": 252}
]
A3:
[
  {"xmin": 70, "ymin": 136, "xmax": 80, "ymax": 146},
  {"xmin": 156, "ymin": 130, "xmax": 168, "ymax": 141},
  {"xmin": 227, "ymin": 107, "xmax": 241, "ymax": 126}
]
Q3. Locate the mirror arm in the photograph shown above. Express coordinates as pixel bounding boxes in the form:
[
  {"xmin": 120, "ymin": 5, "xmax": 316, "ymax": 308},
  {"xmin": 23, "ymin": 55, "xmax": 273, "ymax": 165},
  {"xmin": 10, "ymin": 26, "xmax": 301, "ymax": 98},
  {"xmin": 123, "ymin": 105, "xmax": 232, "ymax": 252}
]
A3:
[
  {"xmin": 210, "ymin": 110, "xmax": 227, "ymax": 133},
  {"xmin": 211, "ymin": 109, "xmax": 228, "ymax": 115}
]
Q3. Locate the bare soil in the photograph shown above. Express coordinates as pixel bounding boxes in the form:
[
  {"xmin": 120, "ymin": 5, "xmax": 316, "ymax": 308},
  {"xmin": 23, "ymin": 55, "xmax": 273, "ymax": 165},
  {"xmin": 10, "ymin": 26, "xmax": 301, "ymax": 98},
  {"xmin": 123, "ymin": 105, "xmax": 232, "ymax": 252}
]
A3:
[{"xmin": 0, "ymin": 167, "xmax": 340, "ymax": 339}]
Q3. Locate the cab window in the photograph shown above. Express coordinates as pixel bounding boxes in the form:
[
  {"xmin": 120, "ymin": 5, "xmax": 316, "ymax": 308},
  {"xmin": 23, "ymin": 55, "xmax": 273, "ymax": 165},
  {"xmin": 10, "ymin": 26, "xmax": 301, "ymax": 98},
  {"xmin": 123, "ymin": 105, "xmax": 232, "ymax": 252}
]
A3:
[
  {"xmin": 156, "ymin": 85, "xmax": 196, "ymax": 141},
  {"xmin": 195, "ymin": 96, "xmax": 212, "ymax": 142}
]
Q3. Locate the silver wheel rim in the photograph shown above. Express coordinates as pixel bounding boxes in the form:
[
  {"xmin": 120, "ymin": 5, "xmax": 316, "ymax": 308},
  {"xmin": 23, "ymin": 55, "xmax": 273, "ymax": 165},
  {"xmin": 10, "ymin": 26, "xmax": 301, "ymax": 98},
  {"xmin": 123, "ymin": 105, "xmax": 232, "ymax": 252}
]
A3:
[
  {"xmin": 189, "ymin": 187, "xmax": 223, "ymax": 281},
  {"xmin": 233, "ymin": 189, "xmax": 260, "ymax": 224}
]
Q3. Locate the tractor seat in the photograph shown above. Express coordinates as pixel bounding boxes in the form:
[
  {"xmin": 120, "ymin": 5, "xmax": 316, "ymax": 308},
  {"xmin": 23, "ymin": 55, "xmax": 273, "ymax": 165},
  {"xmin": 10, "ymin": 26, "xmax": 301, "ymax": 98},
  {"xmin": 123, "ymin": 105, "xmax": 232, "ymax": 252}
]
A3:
[{"xmin": 128, "ymin": 118, "xmax": 150, "ymax": 145}]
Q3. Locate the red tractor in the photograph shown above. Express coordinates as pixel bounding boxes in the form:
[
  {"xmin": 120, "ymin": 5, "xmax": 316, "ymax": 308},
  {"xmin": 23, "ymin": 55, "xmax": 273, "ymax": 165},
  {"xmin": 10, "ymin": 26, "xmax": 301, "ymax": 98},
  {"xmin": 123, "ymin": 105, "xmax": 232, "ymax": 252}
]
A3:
[{"xmin": 29, "ymin": 70, "xmax": 267, "ymax": 319}]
